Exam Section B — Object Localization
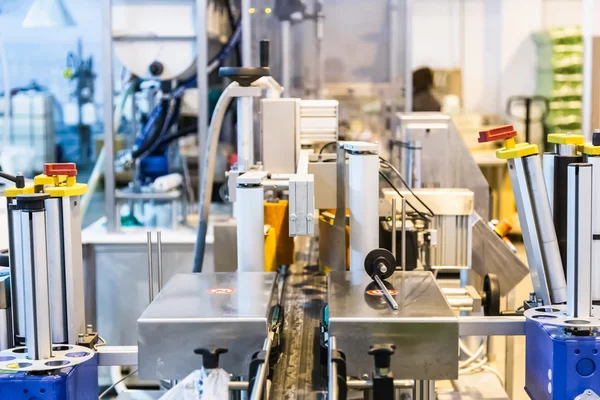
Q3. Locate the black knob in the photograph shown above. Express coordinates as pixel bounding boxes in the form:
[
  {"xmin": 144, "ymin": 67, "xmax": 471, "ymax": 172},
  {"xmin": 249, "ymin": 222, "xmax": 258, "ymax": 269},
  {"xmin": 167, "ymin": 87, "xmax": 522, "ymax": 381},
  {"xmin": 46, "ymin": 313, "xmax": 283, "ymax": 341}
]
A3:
[
  {"xmin": 260, "ymin": 40, "xmax": 270, "ymax": 68},
  {"xmin": 368, "ymin": 344, "xmax": 396, "ymax": 370},
  {"xmin": 364, "ymin": 249, "xmax": 396, "ymax": 280},
  {"xmin": 593, "ymin": 129, "xmax": 600, "ymax": 146},
  {"xmin": 149, "ymin": 61, "xmax": 164, "ymax": 76},
  {"xmin": 194, "ymin": 347, "xmax": 228, "ymax": 369}
]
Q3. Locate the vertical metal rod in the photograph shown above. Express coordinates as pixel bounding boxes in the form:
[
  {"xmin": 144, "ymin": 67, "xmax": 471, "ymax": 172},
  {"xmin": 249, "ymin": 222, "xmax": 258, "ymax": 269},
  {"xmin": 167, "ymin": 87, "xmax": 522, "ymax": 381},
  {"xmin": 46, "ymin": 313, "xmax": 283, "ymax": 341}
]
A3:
[
  {"xmin": 567, "ymin": 163, "xmax": 593, "ymax": 318},
  {"xmin": 391, "ymin": 198, "xmax": 397, "ymax": 262},
  {"xmin": 328, "ymin": 336, "xmax": 339, "ymax": 400},
  {"xmin": 103, "ymin": 0, "xmax": 116, "ymax": 232},
  {"xmin": 403, "ymin": 0, "xmax": 413, "ymax": 113},
  {"xmin": 157, "ymin": 231, "xmax": 163, "ymax": 292},
  {"xmin": 147, "ymin": 232, "xmax": 154, "ymax": 303},
  {"xmin": 281, "ymin": 20, "xmax": 291, "ymax": 97},
  {"xmin": 196, "ymin": 0, "xmax": 209, "ymax": 215},
  {"xmin": 241, "ymin": 0, "xmax": 252, "ymax": 67},
  {"xmin": 582, "ymin": 0, "xmax": 595, "ymax": 141},
  {"xmin": 389, "ymin": 0, "xmax": 400, "ymax": 137},
  {"xmin": 314, "ymin": 0, "xmax": 325, "ymax": 98},
  {"xmin": 401, "ymin": 198, "xmax": 407, "ymax": 271}
]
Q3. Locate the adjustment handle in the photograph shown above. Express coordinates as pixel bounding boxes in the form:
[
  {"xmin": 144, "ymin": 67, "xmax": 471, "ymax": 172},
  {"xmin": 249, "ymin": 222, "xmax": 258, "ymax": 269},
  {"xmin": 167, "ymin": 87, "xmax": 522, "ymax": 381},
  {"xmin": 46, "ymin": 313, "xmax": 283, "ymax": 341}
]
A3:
[{"xmin": 194, "ymin": 347, "xmax": 228, "ymax": 369}]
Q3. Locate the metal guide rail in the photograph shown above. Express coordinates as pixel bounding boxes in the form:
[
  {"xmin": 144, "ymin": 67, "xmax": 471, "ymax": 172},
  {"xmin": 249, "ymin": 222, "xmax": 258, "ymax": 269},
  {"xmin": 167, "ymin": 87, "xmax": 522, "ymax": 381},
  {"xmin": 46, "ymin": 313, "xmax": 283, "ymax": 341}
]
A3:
[{"xmin": 270, "ymin": 263, "xmax": 328, "ymax": 398}]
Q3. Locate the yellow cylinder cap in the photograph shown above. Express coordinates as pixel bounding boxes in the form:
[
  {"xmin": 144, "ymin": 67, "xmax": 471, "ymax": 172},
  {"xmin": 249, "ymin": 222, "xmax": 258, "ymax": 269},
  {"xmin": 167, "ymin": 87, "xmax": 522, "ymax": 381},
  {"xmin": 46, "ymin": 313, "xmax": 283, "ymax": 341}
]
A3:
[{"xmin": 547, "ymin": 133, "xmax": 584, "ymax": 145}]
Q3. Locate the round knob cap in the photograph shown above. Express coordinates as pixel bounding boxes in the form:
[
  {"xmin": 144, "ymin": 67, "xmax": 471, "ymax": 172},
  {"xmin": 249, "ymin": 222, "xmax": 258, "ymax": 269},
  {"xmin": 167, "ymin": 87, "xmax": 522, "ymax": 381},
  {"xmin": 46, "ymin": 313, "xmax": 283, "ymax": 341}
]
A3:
[{"xmin": 149, "ymin": 61, "xmax": 164, "ymax": 77}]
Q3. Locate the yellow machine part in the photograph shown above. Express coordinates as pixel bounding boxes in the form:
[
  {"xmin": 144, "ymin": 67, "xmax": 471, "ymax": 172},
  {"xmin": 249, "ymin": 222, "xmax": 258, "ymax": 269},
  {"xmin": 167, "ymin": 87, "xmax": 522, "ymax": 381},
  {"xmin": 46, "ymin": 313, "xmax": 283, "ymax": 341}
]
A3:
[
  {"xmin": 264, "ymin": 227, "xmax": 277, "ymax": 272},
  {"xmin": 547, "ymin": 133, "xmax": 585, "ymax": 145},
  {"xmin": 583, "ymin": 143, "xmax": 600, "ymax": 155},
  {"xmin": 264, "ymin": 200, "xmax": 295, "ymax": 266},
  {"xmin": 4, "ymin": 185, "xmax": 35, "ymax": 198},
  {"xmin": 33, "ymin": 174, "xmax": 88, "ymax": 197}
]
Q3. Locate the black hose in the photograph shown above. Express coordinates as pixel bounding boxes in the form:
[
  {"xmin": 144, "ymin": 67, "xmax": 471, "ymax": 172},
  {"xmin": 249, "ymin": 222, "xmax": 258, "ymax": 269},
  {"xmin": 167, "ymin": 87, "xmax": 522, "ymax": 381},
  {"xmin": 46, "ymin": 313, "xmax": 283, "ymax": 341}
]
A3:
[
  {"xmin": 154, "ymin": 125, "xmax": 197, "ymax": 151},
  {"xmin": 131, "ymin": 98, "xmax": 170, "ymax": 159},
  {"xmin": 225, "ymin": 0, "xmax": 242, "ymax": 66}
]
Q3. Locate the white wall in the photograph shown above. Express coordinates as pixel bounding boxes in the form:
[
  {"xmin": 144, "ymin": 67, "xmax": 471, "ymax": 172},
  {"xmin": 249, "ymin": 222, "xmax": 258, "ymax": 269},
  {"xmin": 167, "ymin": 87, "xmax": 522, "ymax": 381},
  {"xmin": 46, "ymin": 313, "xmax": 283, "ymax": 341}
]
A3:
[{"xmin": 409, "ymin": 0, "xmax": 583, "ymax": 115}]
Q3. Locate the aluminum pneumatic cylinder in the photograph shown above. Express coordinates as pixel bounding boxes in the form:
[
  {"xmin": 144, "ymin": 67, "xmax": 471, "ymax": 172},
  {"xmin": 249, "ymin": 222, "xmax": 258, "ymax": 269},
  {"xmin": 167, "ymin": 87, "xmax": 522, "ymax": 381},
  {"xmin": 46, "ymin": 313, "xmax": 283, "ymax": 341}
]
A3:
[
  {"xmin": 566, "ymin": 163, "xmax": 593, "ymax": 318},
  {"xmin": 508, "ymin": 154, "xmax": 566, "ymax": 305},
  {"xmin": 478, "ymin": 126, "xmax": 566, "ymax": 305},
  {"xmin": 17, "ymin": 194, "xmax": 53, "ymax": 360}
]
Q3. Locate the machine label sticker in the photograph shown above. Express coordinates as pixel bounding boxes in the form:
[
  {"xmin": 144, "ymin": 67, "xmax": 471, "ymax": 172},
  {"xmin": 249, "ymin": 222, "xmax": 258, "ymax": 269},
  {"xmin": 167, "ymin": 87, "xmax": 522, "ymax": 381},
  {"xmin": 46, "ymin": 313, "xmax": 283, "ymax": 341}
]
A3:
[
  {"xmin": 207, "ymin": 288, "xmax": 236, "ymax": 295},
  {"xmin": 366, "ymin": 289, "xmax": 398, "ymax": 296}
]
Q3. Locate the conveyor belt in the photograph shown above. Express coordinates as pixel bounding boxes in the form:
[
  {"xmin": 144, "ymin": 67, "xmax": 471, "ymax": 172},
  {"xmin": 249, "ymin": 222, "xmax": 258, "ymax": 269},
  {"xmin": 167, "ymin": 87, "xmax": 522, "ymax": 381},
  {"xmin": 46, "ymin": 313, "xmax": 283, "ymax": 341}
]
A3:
[{"xmin": 269, "ymin": 263, "xmax": 328, "ymax": 399}]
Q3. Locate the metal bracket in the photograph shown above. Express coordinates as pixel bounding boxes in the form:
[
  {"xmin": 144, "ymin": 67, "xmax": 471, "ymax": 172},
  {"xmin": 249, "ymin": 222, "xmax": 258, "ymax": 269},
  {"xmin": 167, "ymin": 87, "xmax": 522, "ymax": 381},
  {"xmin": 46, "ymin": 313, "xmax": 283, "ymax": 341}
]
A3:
[{"xmin": 576, "ymin": 390, "xmax": 600, "ymax": 400}]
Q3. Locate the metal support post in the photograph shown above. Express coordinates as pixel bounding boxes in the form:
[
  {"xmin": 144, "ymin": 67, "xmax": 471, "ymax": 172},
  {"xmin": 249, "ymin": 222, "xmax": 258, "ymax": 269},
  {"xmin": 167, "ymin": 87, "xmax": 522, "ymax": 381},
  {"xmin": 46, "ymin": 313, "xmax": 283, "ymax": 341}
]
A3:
[
  {"xmin": 157, "ymin": 231, "xmax": 163, "ymax": 292},
  {"xmin": 507, "ymin": 154, "xmax": 566, "ymax": 305},
  {"xmin": 391, "ymin": 198, "xmax": 397, "ymax": 260},
  {"xmin": 314, "ymin": 0, "xmax": 325, "ymax": 98},
  {"xmin": 236, "ymin": 177, "xmax": 265, "ymax": 272},
  {"xmin": 403, "ymin": 0, "xmax": 413, "ymax": 113},
  {"xmin": 103, "ymin": 0, "xmax": 116, "ymax": 232},
  {"xmin": 196, "ymin": 0, "xmax": 209, "ymax": 232},
  {"xmin": 147, "ymin": 232, "xmax": 154, "ymax": 303},
  {"xmin": 413, "ymin": 380, "xmax": 435, "ymax": 400},
  {"xmin": 18, "ymin": 194, "xmax": 53, "ymax": 360},
  {"xmin": 237, "ymin": 96, "xmax": 254, "ymax": 170},
  {"xmin": 281, "ymin": 20, "xmax": 291, "ymax": 97},
  {"xmin": 328, "ymin": 336, "xmax": 339, "ymax": 400},
  {"xmin": 348, "ymin": 150, "xmax": 379, "ymax": 282},
  {"xmin": 567, "ymin": 163, "xmax": 593, "ymax": 318},
  {"xmin": 589, "ymin": 152, "xmax": 600, "ymax": 301}
]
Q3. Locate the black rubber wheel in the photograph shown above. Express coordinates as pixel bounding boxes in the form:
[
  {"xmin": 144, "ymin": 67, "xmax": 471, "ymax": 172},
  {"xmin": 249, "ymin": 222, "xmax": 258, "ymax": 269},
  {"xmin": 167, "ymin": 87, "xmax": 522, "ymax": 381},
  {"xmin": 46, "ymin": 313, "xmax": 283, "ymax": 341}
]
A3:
[
  {"xmin": 483, "ymin": 273, "xmax": 501, "ymax": 316},
  {"xmin": 364, "ymin": 248, "xmax": 396, "ymax": 280}
]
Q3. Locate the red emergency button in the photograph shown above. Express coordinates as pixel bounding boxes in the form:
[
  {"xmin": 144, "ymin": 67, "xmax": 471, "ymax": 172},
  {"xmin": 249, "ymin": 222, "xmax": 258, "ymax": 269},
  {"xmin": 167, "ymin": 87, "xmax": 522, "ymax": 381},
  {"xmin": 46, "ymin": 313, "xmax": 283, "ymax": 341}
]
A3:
[
  {"xmin": 478, "ymin": 125, "xmax": 517, "ymax": 143},
  {"xmin": 43, "ymin": 163, "xmax": 78, "ymax": 177}
]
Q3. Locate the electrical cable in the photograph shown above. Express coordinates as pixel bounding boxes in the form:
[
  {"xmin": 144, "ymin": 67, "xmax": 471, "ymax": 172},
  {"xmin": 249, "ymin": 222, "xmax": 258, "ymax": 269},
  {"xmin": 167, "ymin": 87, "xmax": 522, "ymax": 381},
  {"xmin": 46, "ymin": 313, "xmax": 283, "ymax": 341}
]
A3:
[
  {"xmin": 154, "ymin": 125, "xmax": 197, "ymax": 152},
  {"xmin": 99, "ymin": 368, "xmax": 138, "ymax": 399},
  {"xmin": 379, "ymin": 157, "xmax": 435, "ymax": 217},
  {"xmin": 131, "ymin": 98, "xmax": 171, "ymax": 159},
  {"xmin": 379, "ymin": 171, "xmax": 432, "ymax": 221},
  {"xmin": 318, "ymin": 141, "xmax": 338, "ymax": 155}
]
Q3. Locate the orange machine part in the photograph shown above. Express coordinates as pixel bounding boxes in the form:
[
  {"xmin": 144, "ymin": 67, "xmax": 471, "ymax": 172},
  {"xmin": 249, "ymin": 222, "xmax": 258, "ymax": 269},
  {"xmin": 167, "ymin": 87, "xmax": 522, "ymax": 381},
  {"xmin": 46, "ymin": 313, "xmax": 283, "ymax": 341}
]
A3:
[
  {"xmin": 44, "ymin": 163, "xmax": 78, "ymax": 177},
  {"xmin": 478, "ymin": 125, "xmax": 517, "ymax": 143}
]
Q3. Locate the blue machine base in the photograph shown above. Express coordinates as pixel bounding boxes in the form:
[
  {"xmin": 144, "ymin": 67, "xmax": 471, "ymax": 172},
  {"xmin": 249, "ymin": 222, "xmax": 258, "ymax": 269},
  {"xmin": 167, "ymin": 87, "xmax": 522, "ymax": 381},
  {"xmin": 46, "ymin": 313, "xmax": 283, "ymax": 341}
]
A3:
[
  {"xmin": 0, "ymin": 356, "xmax": 98, "ymax": 400},
  {"xmin": 525, "ymin": 318, "xmax": 600, "ymax": 399}
]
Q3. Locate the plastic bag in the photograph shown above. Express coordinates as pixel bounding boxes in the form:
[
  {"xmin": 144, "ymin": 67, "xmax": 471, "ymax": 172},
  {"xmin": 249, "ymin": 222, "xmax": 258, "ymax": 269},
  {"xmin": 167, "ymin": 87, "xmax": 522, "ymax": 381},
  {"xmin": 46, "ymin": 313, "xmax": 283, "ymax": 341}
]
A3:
[{"xmin": 160, "ymin": 368, "xmax": 230, "ymax": 400}]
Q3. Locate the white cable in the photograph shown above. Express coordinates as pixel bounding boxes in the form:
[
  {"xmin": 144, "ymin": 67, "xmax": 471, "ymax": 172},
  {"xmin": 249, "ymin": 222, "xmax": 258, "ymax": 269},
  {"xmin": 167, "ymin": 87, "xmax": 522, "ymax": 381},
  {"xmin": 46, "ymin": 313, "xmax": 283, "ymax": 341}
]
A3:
[
  {"xmin": 481, "ymin": 365, "xmax": 505, "ymax": 387},
  {"xmin": 0, "ymin": 33, "xmax": 11, "ymax": 158},
  {"xmin": 459, "ymin": 357, "xmax": 488, "ymax": 374},
  {"xmin": 458, "ymin": 342, "xmax": 485, "ymax": 368}
]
